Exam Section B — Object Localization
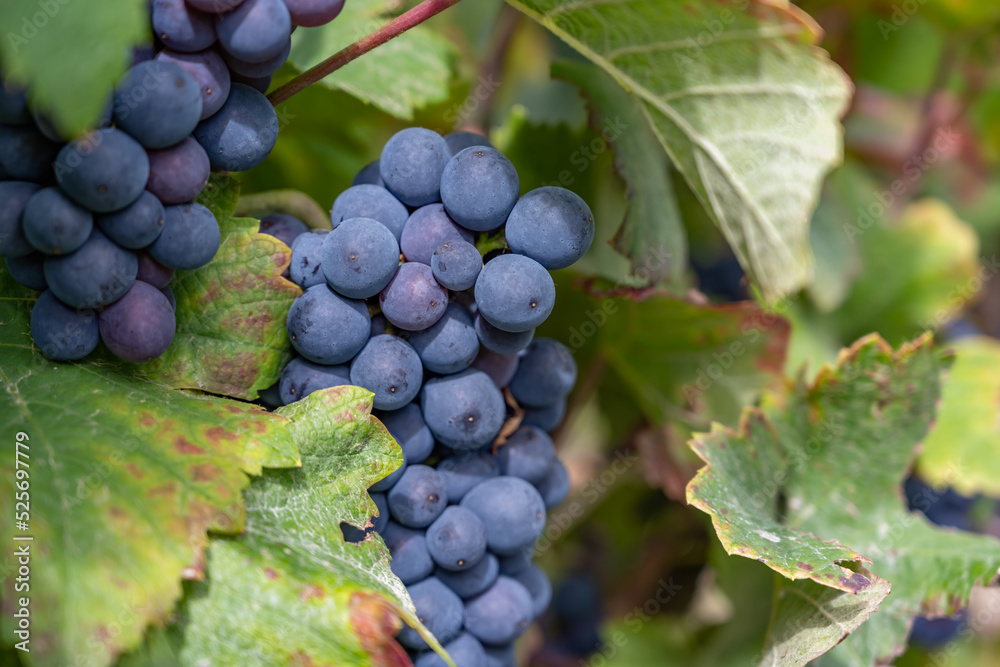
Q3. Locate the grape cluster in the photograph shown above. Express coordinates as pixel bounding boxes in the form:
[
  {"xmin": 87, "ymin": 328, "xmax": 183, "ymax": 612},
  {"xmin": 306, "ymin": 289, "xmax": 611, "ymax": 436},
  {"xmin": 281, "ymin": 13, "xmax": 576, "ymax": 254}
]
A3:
[
  {"xmin": 272, "ymin": 127, "xmax": 594, "ymax": 665},
  {"xmin": 0, "ymin": 0, "xmax": 346, "ymax": 362}
]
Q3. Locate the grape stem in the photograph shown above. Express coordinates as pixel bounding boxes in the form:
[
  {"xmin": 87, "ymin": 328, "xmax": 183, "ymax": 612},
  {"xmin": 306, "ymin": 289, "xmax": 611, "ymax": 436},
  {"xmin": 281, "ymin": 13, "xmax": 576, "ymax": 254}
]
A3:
[{"xmin": 267, "ymin": 0, "xmax": 465, "ymax": 107}]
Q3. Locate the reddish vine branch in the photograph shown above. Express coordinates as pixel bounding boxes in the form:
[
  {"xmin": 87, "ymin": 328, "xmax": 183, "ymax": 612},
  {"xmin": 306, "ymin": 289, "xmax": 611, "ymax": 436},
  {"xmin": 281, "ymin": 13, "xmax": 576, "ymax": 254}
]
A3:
[{"xmin": 267, "ymin": 0, "xmax": 464, "ymax": 107}]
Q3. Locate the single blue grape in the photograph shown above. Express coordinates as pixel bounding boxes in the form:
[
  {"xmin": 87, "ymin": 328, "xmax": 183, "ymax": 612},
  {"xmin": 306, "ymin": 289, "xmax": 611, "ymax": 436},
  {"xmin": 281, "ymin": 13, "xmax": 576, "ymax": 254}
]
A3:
[
  {"xmin": 352, "ymin": 160, "xmax": 383, "ymax": 187},
  {"xmin": 147, "ymin": 203, "xmax": 220, "ymax": 270},
  {"xmin": 536, "ymin": 458, "xmax": 569, "ymax": 509},
  {"xmin": 408, "ymin": 303, "xmax": 479, "ymax": 374},
  {"xmin": 382, "ymin": 521, "xmax": 435, "ymax": 585},
  {"xmin": 193, "ymin": 83, "xmax": 278, "ymax": 171},
  {"xmin": 98, "ymin": 280, "xmax": 177, "ymax": 363},
  {"xmin": 259, "ymin": 213, "xmax": 309, "ymax": 247},
  {"xmin": 321, "ymin": 217, "xmax": 400, "ymax": 299},
  {"xmin": 421, "ymin": 369, "xmax": 506, "ymax": 451},
  {"xmin": 146, "ymin": 136, "xmax": 211, "ymax": 205},
  {"xmin": 0, "ymin": 181, "xmax": 40, "ymax": 257},
  {"xmin": 44, "ymin": 229, "xmax": 137, "ymax": 309},
  {"xmin": 400, "ymin": 204, "xmax": 474, "ymax": 265},
  {"xmin": 512, "ymin": 565, "xmax": 552, "ymax": 619},
  {"xmin": 22, "ymin": 188, "xmax": 94, "ymax": 256},
  {"xmin": 376, "ymin": 402, "xmax": 435, "ymax": 465},
  {"xmin": 96, "ymin": 191, "xmax": 165, "ymax": 250},
  {"xmin": 286, "ymin": 284, "xmax": 370, "ymax": 364},
  {"xmin": 289, "ymin": 230, "xmax": 329, "ymax": 288},
  {"xmin": 135, "ymin": 251, "xmax": 174, "ymax": 289},
  {"xmin": 55, "ymin": 128, "xmax": 150, "ymax": 213},
  {"xmin": 431, "ymin": 239, "xmax": 482, "ymax": 291},
  {"xmin": 463, "ymin": 576, "xmax": 534, "ymax": 645},
  {"xmin": 215, "ymin": 0, "xmax": 291, "ymax": 64},
  {"xmin": 379, "ymin": 262, "xmax": 448, "ymax": 332},
  {"xmin": 506, "ymin": 186, "xmax": 595, "ymax": 269},
  {"xmin": 30, "ymin": 290, "xmax": 99, "ymax": 361},
  {"xmin": 151, "ymin": 0, "xmax": 216, "ymax": 53},
  {"xmin": 436, "ymin": 553, "xmax": 499, "ymax": 600},
  {"xmin": 474, "ymin": 254, "xmax": 555, "ymax": 333},
  {"xmin": 0, "ymin": 124, "xmax": 60, "ymax": 182},
  {"xmin": 436, "ymin": 451, "xmax": 500, "ymax": 502},
  {"xmin": 349, "ymin": 334, "xmax": 423, "ymax": 410},
  {"xmin": 283, "ymin": 0, "xmax": 345, "ymax": 27},
  {"xmin": 460, "ymin": 476, "xmax": 546, "ymax": 555},
  {"xmin": 396, "ymin": 577, "xmax": 464, "ymax": 650},
  {"xmin": 509, "ymin": 338, "xmax": 577, "ymax": 408},
  {"xmin": 496, "ymin": 425, "xmax": 556, "ymax": 486},
  {"xmin": 278, "ymin": 357, "xmax": 351, "ymax": 404},
  {"xmin": 155, "ymin": 48, "xmax": 231, "ymax": 120},
  {"xmin": 426, "ymin": 506, "xmax": 487, "ymax": 572},
  {"xmin": 221, "ymin": 37, "xmax": 291, "ymax": 78},
  {"xmin": 444, "ymin": 131, "xmax": 492, "ymax": 155},
  {"xmin": 380, "ymin": 128, "xmax": 450, "ymax": 207},
  {"xmin": 113, "ymin": 61, "xmax": 203, "ymax": 149},
  {"xmin": 330, "ymin": 185, "xmax": 408, "ymax": 242},
  {"xmin": 5, "ymin": 253, "xmax": 47, "ymax": 291},
  {"xmin": 440, "ymin": 146, "xmax": 519, "ymax": 232},
  {"xmin": 414, "ymin": 633, "xmax": 486, "ymax": 667},
  {"xmin": 387, "ymin": 464, "xmax": 448, "ymax": 529},
  {"xmin": 470, "ymin": 348, "xmax": 518, "ymax": 388},
  {"xmin": 522, "ymin": 398, "xmax": 566, "ymax": 433},
  {"xmin": 161, "ymin": 285, "xmax": 177, "ymax": 311}
]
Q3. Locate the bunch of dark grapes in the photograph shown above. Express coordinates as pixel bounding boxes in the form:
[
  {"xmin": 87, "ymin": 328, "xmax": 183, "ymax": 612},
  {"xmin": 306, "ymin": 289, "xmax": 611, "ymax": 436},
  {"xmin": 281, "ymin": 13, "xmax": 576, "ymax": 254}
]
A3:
[
  {"xmin": 271, "ymin": 127, "xmax": 595, "ymax": 666},
  {"xmin": 0, "ymin": 0, "xmax": 346, "ymax": 363}
]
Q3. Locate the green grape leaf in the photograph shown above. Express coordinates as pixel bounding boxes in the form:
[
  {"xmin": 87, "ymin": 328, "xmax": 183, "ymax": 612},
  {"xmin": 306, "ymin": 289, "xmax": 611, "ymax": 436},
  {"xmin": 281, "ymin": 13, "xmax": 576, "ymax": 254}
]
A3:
[
  {"xmin": 687, "ymin": 334, "xmax": 1000, "ymax": 665},
  {"xmin": 506, "ymin": 0, "xmax": 853, "ymax": 302},
  {"xmin": 917, "ymin": 336, "xmax": 1000, "ymax": 496},
  {"xmin": 555, "ymin": 60, "xmax": 687, "ymax": 292},
  {"xmin": 288, "ymin": 0, "xmax": 455, "ymax": 119},
  {"xmin": 0, "ymin": 0, "xmax": 149, "ymax": 135},
  {"xmin": 134, "ymin": 174, "xmax": 302, "ymax": 400},
  {"xmin": 0, "ymin": 268, "xmax": 301, "ymax": 667},
  {"xmin": 540, "ymin": 281, "xmax": 790, "ymax": 432},
  {"xmin": 758, "ymin": 573, "xmax": 891, "ymax": 667},
  {"xmin": 124, "ymin": 387, "xmax": 450, "ymax": 667}
]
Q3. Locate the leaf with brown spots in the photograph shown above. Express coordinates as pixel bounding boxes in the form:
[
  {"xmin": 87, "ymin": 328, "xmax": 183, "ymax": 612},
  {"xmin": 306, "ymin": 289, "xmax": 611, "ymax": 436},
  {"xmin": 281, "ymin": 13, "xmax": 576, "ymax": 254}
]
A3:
[
  {"xmin": 688, "ymin": 334, "xmax": 1000, "ymax": 666},
  {"xmin": 0, "ymin": 266, "xmax": 300, "ymax": 666},
  {"xmin": 125, "ymin": 173, "xmax": 302, "ymax": 399},
  {"xmin": 122, "ymin": 387, "xmax": 452, "ymax": 667}
]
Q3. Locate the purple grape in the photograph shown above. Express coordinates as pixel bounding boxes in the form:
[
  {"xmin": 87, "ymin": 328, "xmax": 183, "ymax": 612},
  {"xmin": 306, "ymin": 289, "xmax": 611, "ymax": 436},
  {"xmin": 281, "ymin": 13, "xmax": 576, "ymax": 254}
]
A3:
[
  {"xmin": 136, "ymin": 251, "xmax": 175, "ymax": 289},
  {"xmin": 0, "ymin": 181, "xmax": 40, "ymax": 257},
  {"xmin": 220, "ymin": 37, "xmax": 290, "ymax": 77},
  {"xmin": 44, "ymin": 229, "xmax": 137, "ymax": 309},
  {"xmin": 471, "ymin": 347, "xmax": 518, "ymax": 388},
  {"xmin": 5, "ymin": 253, "xmax": 47, "ymax": 291},
  {"xmin": 289, "ymin": 230, "xmax": 328, "ymax": 288},
  {"xmin": 148, "ymin": 203, "xmax": 220, "ymax": 270},
  {"xmin": 151, "ymin": 0, "xmax": 216, "ymax": 53},
  {"xmin": 400, "ymin": 203, "xmax": 474, "ymax": 265},
  {"xmin": 113, "ymin": 61, "xmax": 203, "ymax": 149},
  {"xmin": 146, "ymin": 137, "xmax": 211, "ymax": 204},
  {"xmin": 259, "ymin": 213, "xmax": 309, "ymax": 247},
  {"xmin": 95, "ymin": 191, "xmax": 165, "ymax": 250},
  {"xmin": 379, "ymin": 262, "xmax": 448, "ymax": 332},
  {"xmin": 98, "ymin": 280, "xmax": 176, "ymax": 363},
  {"xmin": 283, "ymin": 0, "xmax": 345, "ymax": 27},
  {"xmin": 215, "ymin": 0, "xmax": 291, "ymax": 64},
  {"xmin": 22, "ymin": 187, "xmax": 94, "ymax": 256}
]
